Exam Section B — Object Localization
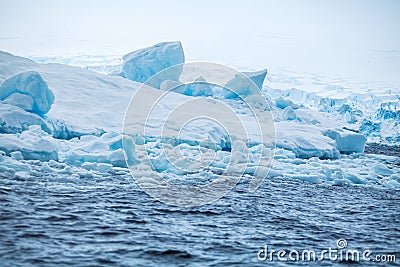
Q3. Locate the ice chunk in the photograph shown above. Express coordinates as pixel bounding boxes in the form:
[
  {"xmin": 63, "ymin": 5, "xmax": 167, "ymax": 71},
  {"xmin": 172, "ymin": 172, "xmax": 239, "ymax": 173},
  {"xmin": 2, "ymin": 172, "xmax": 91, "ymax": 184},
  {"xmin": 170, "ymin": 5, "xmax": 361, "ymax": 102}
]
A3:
[
  {"xmin": 276, "ymin": 121, "xmax": 339, "ymax": 159},
  {"xmin": 97, "ymin": 163, "xmax": 113, "ymax": 173},
  {"xmin": 41, "ymin": 162, "xmax": 55, "ymax": 172},
  {"xmin": 323, "ymin": 129, "xmax": 367, "ymax": 153},
  {"xmin": 120, "ymin": 41, "xmax": 185, "ymax": 88},
  {"xmin": 82, "ymin": 162, "xmax": 98, "ymax": 171},
  {"xmin": 0, "ymin": 151, "xmax": 31, "ymax": 173},
  {"xmin": 0, "ymin": 103, "xmax": 51, "ymax": 134},
  {"xmin": 222, "ymin": 72, "xmax": 264, "ymax": 99},
  {"xmin": 245, "ymin": 94, "xmax": 271, "ymax": 112},
  {"xmin": 109, "ymin": 149, "xmax": 128, "ymax": 167},
  {"xmin": 10, "ymin": 151, "xmax": 23, "ymax": 160},
  {"xmin": 242, "ymin": 69, "xmax": 267, "ymax": 89},
  {"xmin": 47, "ymin": 118, "xmax": 102, "ymax": 140},
  {"xmin": 275, "ymin": 97, "xmax": 301, "ymax": 109},
  {"xmin": 345, "ymin": 173, "xmax": 366, "ymax": 184},
  {"xmin": 384, "ymin": 179, "xmax": 400, "ymax": 189},
  {"xmin": 333, "ymin": 178, "xmax": 347, "ymax": 186},
  {"xmin": 60, "ymin": 132, "xmax": 137, "ymax": 167},
  {"xmin": 48, "ymin": 159, "xmax": 65, "ymax": 169},
  {"xmin": 282, "ymin": 106, "xmax": 297, "ymax": 121},
  {"xmin": 58, "ymin": 166, "xmax": 73, "ymax": 174},
  {"xmin": 184, "ymin": 77, "xmax": 213, "ymax": 97},
  {"xmin": 160, "ymin": 77, "xmax": 213, "ymax": 97},
  {"xmin": 373, "ymin": 164, "xmax": 393, "ymax": 176},
  {"xmin": 0, "ymin": 125, "xmax": 58, "ymax": 161},
  {"xmin": 266, "ymin": 169, "xmax": 282, "ymax": 178},
  {"xmin": 0, "ymin": 71, "xmax": 54, "ymax": 115},
  {"xmin": 160, "ymin": 66, "xmax": 267, "ymax": 99}
]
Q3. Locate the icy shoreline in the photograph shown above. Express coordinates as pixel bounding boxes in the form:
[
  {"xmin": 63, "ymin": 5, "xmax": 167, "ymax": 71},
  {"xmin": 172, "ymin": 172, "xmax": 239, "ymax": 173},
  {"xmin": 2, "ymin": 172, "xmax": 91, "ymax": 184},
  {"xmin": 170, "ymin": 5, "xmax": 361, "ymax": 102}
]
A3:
[{"xmin": 1, "ymin": 42, "xmax": 399, "ymax": 190}]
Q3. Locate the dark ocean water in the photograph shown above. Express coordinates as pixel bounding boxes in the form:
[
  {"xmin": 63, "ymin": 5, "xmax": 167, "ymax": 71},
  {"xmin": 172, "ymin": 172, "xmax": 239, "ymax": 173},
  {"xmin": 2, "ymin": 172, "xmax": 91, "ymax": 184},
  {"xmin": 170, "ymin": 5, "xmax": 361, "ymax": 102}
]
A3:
[{"xmin": 1, "ymin": 169, "xmax": 399, "ymax": 266}]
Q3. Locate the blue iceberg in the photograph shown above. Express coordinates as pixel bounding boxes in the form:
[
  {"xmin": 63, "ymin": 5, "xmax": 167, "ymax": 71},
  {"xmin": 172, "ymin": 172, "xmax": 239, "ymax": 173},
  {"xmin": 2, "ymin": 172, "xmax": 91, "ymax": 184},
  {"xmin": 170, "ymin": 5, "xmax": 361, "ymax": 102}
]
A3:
[
  {"xmin": 0, "ymin": 71, "xmax": 54, "ymax": 116},
  {"xmin": 120, "ymin": 41, "xmax": 185, "ymax": 88}
]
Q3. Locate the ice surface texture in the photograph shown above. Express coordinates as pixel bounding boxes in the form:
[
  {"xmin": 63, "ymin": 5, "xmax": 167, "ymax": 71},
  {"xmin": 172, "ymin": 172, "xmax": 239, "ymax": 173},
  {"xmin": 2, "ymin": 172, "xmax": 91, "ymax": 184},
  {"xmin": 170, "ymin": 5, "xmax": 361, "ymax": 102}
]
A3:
[
  {"xmin": 120, "ymin": 41, "xmax": 185, "ymax": 88},
  {"xmin": 0, "ymin": 50, "xmax": 140, "ymax": 138},
  {"xmin": 0, "ymin": 71, "xmax": 54, "ymax": 115},
  {"xmin": 1, "ymin": 42, "xmax": 398, "ymax": 191},
  {"xmin": 242, "ymin": 69, "xmax": 267, "ymax": 90},
  {"xmin": 0, "ymin": 125, "xmax": 58, "ymax": 161},
  {"xmin": 323, "ymin": 129, "xmax": 367, "ymax": 154},
  {"xmin": 0, "ymin": 103, "xmax": 51, "ymax": 134}
]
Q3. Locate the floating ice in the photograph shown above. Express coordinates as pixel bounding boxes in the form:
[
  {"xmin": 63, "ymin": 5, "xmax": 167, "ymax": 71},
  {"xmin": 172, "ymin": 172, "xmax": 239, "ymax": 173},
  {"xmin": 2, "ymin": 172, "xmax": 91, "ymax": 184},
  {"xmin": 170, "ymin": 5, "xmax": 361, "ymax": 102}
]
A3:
[
  {"xmin": 345, "ymin": 173, "xmax": 366, "ymax": 184},
  {"xmin": 323, "ymin": 129, "xmax": 367, "ymax": 154},
  {"xmin": 60, "ymin": 132, "xmax": 136, "ymax": 167},
  {"xmin": 276, "ymin": 121, "xmax": 339, "ymax": 159},
  {"xmin": 0, "ymin": 150, "xmax": 31, "ymax": 174},
  {"xmin": 373, "ymin": 164, "xmax": 393, "ymax": 176},
  {"xmin": 0, "ymin": 125, "xmax": 58, "ymax": 161},
  {"xmin": 0, "ymin": 45, "xmax": 399, "ymax": 191}
]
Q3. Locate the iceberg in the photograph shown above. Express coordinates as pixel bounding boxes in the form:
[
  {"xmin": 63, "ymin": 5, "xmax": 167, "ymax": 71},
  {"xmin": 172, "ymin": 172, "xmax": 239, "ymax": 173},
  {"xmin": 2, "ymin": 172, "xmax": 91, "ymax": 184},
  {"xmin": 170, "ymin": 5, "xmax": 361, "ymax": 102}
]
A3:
[
  {"xmin": 243, "ymin": 69, "xmax": 267, "ymax": 89},
  {"xmin": 323, "ymin": 129, "xmax": 367, "ymax": 154},
  {"xmin": 219, "ymin": 69, "xmax": 268, "ymax": 99},
  {"xmin": 0, "ymin": 43, "xmax": 399, "ymax": 191},
  {"xmin": 276, "ymin": 121, "xmax": 339, "ymax": 159},
  {"xmin": 0, "ymin": 50, "xmax": 142, "ymax": 137},
  {"xmin": 120, "ymin": 41, "xmax": 185, "ymax": 88},
  {"xmin": 155, "ymin": 61, "xmax": 267, "ymax": 99},
  {"xmin": 0, "ymin": 71, "xmax": 54, "ymax": 115},
  {"xmin": 221, "ymin": 71, "xmax": 267, "ymax": 99}
]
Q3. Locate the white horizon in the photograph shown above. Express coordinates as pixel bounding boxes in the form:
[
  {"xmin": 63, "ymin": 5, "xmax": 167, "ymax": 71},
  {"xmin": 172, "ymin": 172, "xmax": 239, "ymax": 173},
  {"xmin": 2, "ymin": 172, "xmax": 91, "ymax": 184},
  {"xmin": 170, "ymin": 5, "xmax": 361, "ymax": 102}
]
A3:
[{"xmin": 1, "ymin": 0, "xmax": 399, "ymax": 87}]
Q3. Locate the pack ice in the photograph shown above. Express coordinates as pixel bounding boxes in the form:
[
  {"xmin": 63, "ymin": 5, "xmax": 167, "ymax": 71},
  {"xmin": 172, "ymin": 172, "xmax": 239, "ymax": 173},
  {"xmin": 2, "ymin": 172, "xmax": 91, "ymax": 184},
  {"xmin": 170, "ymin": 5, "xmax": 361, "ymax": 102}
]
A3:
[{"xmin": 1, "ymin": 42, "xmax": 399, "ymax": 190}]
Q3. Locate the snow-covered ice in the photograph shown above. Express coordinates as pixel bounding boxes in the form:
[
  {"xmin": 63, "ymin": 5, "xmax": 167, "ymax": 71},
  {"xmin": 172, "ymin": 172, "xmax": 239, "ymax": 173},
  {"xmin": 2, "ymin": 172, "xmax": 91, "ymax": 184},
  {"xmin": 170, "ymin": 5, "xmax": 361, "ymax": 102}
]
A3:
[
  {"xmin": 323, "ymin": 129, "xmax": 367, "ymax": 154},
  {"xmin": 0, "ymin": 71, "xmax": 54, "ymax": 115},
  {"xmin": 242, "ymin": 69, "xmax": 268, "ymax": 90},
  {"xmin": 119, "ymin": 41, "xmax": 185, "ymax": 88},
  {"xmin": 1, "ymin": 42, "xmax": 399, "ymax": 191},
  {"xmin": 0, "ymin": 125, "xmax": 58, "ymax": 161},
  {"xmin": 0, "ymin": 50, "xmax": 140, "ymax": 137},
  {"xmin": 0, "ymin": 103, "xmax": 51, "ymax": 134}
]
